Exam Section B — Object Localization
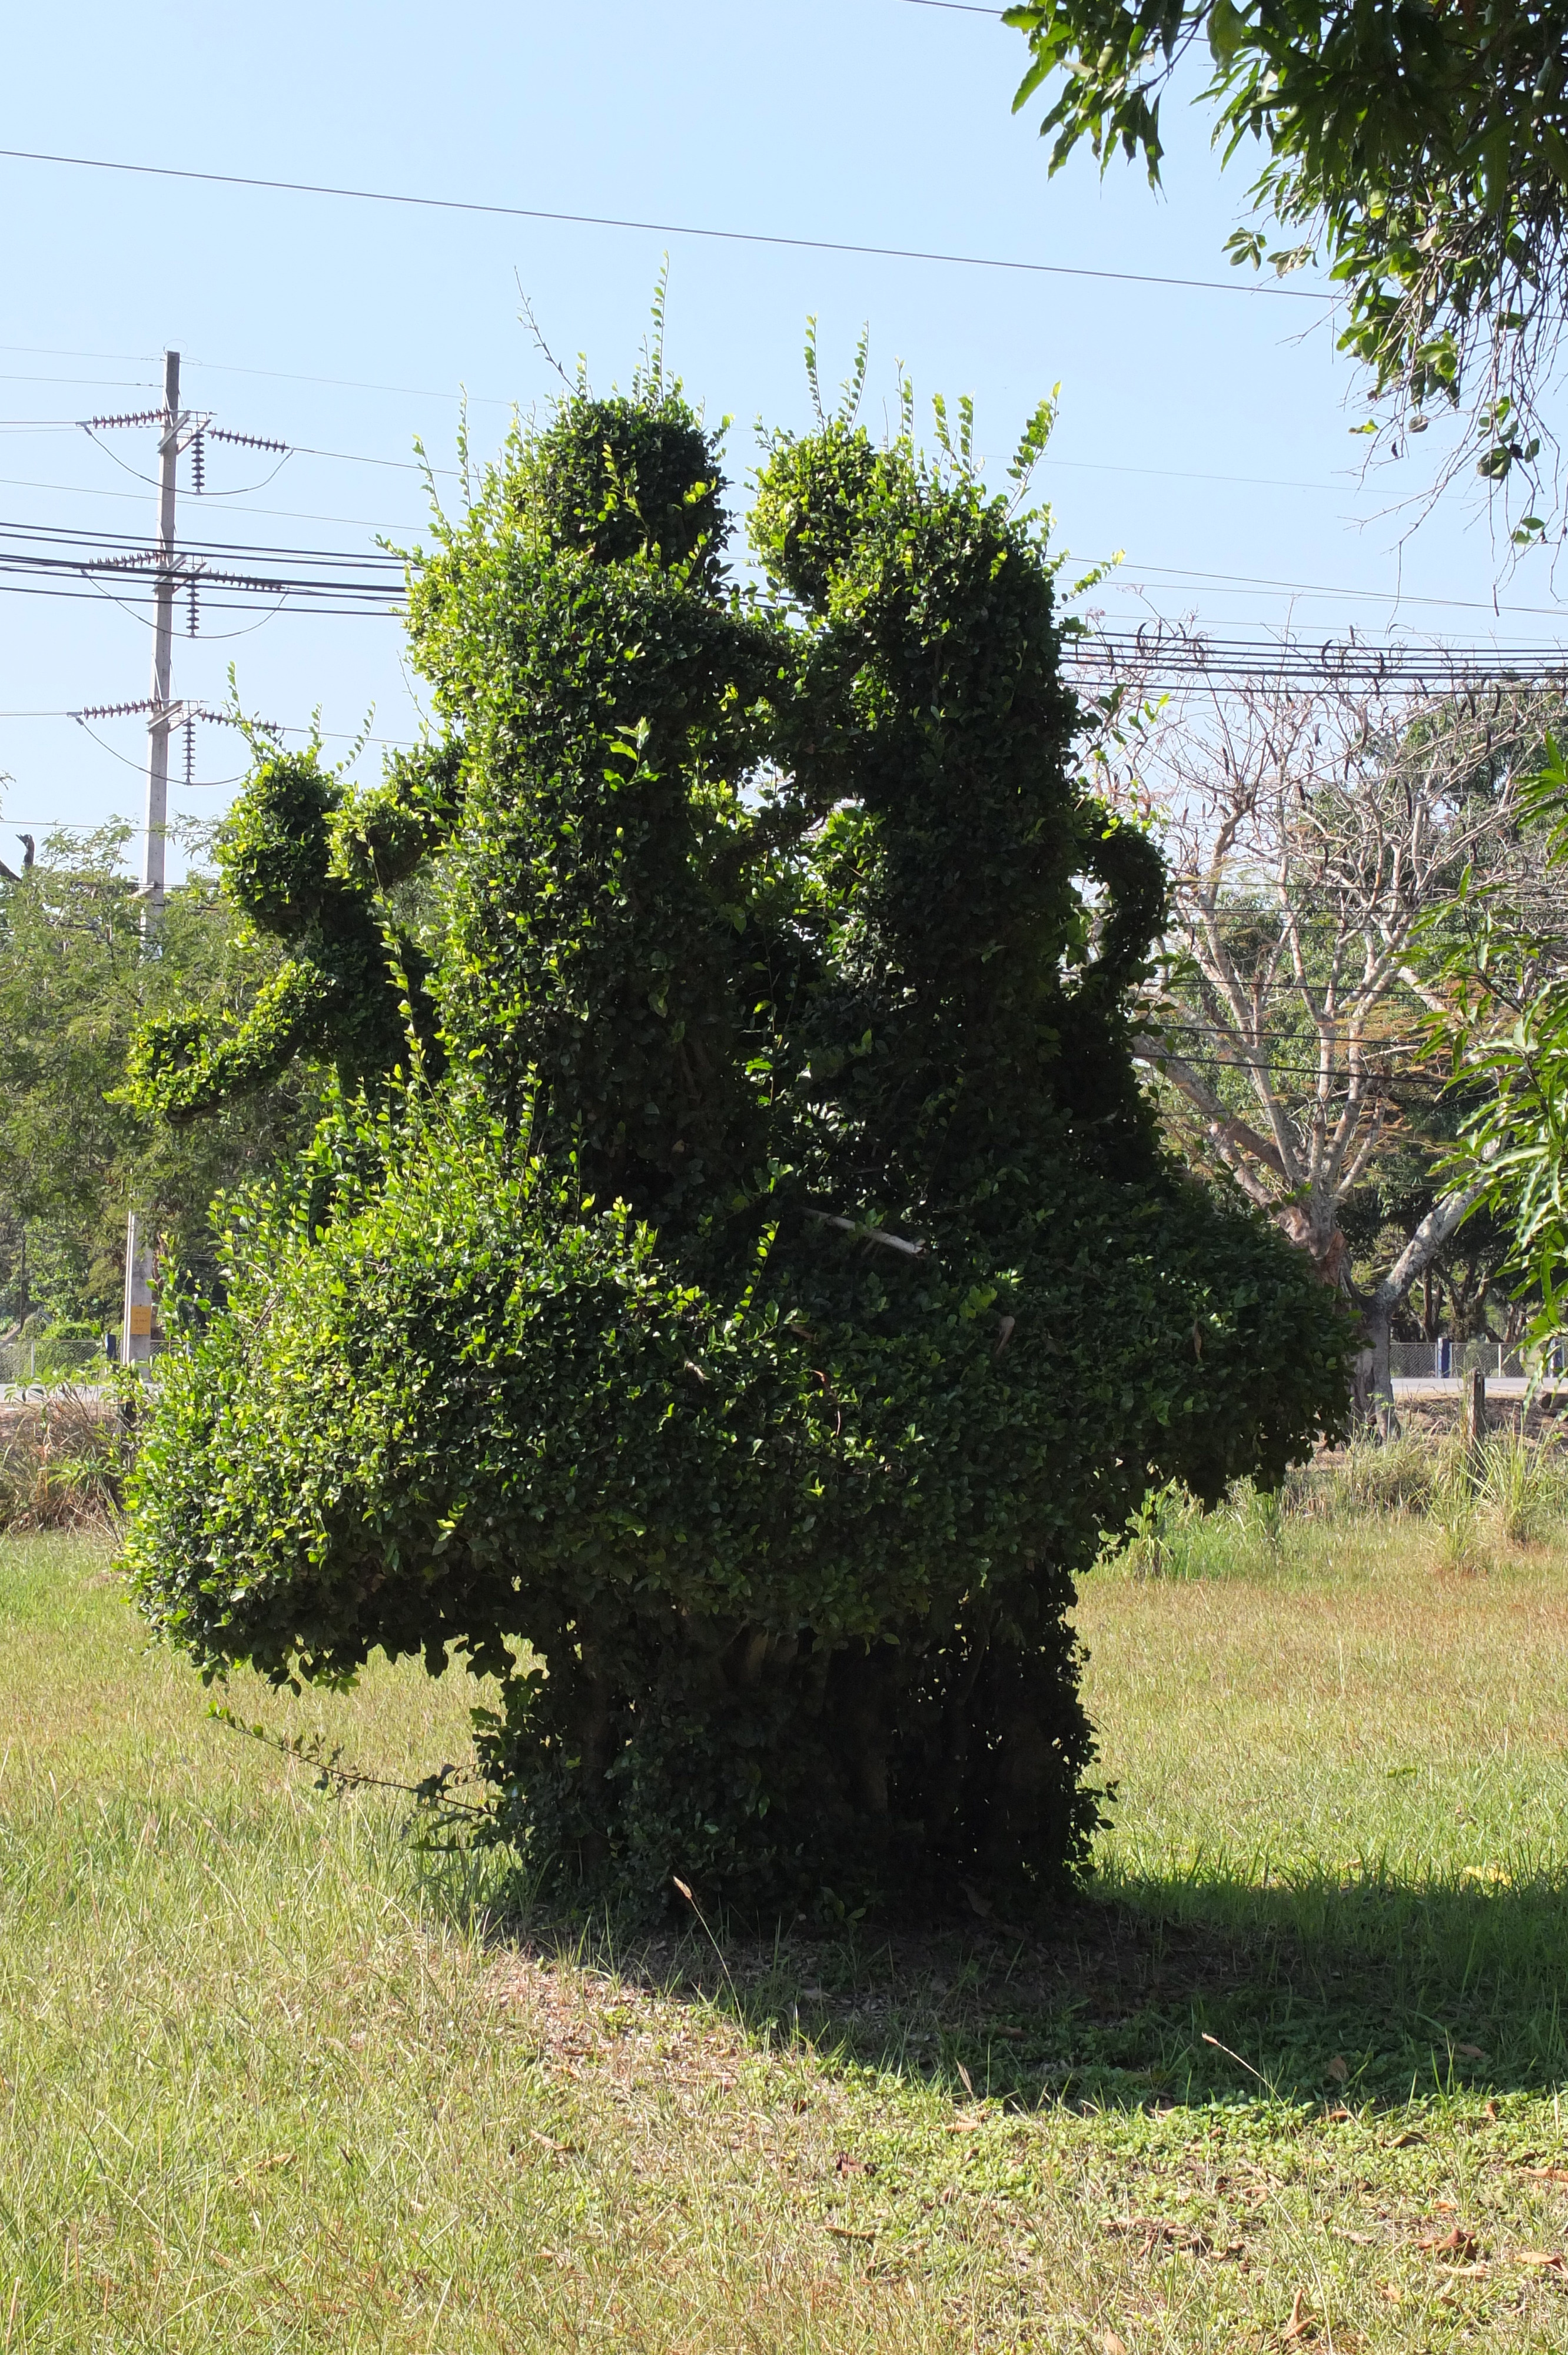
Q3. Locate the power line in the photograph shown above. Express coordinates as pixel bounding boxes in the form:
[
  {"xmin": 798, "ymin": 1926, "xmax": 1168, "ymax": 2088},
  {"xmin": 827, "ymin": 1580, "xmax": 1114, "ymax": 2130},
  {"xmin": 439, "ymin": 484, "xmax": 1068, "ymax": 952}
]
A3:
[
  {"xmin": 1098, "ymin": 559, "xmax": 1568, "ymax": 621},
  {"xmin": 5, "ymin": 509, "xmax": 1568, "ymax": 664},
  {"xmin": 0, "ymin": 717, "xmax": 415, "ymax": 743},
  {"xmin": 0, "ymin": 370, "xmax": 160, "ymax": 391},
  {"xmin": 0, "ymin": 337, "xmax": 527, "ymax": 412},
  {"xmin": 0, "ymin": 470, "xmax": 420, "ymax": 533},
  {"xmin": 0, "ymin": 424, "xmax": 457, "ymax": 475},
  {"xmin": 0, "ymin": 338, "xmax": 1350, "ymax": 493},
  {"xmin": 0, "ymin": 145, "xmax": 1336, "ymax": 306},
  {"xmin": 1067, "ymin": 631, "xmax": 1568, "ymax": 687},
  {"xmin": 0, "ymin": 341, "xmax": 160, "ymax": 366},
  {"xmin": 276, "ymin": 442, "xmax": 457, "ymax": 477},
  {"xmin": 0, "ymin": 416, "xmax": 1331, "ymax": 496},
  {"xmin": 0, "ymin": 577, "xmax": 393, "ymax": 620},
  {"xmin": 187, "ymin": 359, "xmax": 519, "ymax": 409},
  {"xmin": 0, "ymin": 516, "xmax": 404, "ymax": 564}
]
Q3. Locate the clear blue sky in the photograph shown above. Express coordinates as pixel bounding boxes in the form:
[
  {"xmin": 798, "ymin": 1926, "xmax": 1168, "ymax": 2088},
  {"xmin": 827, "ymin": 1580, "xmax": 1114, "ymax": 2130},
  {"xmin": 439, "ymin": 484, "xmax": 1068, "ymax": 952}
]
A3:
[{"xmin": 2, "ymin": 0, "xmax": 1559, "ymax": 862}]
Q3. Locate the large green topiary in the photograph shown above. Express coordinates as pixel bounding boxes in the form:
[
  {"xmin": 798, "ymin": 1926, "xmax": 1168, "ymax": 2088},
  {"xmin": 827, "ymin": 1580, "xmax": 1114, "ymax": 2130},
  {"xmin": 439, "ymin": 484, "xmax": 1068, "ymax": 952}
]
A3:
[{"xmin": 124, "ymin": 357, "xmax": 1351, "ymax": 1921}]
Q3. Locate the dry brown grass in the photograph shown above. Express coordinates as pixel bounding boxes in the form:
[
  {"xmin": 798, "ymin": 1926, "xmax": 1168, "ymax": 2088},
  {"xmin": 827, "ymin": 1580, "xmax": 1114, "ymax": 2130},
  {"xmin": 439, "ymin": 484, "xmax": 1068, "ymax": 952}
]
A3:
[{"xmin": 0, "ymin": 1387, "xmax": 129, "ymax": 1531}]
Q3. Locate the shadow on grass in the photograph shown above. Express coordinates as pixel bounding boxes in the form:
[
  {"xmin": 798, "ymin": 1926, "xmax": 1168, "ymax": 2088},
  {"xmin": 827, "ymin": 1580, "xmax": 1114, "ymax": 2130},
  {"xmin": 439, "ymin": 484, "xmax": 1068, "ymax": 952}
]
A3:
[{"xmin": 474, "ymin": 1862, "xmax": 1568, "ymax": 2116}]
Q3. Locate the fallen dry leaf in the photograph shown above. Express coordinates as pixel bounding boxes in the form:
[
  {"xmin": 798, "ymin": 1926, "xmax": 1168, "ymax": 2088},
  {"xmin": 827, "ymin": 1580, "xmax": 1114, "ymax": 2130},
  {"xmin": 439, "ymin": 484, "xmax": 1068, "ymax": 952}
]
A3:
[
  {"xmin": 1521, "ymin": 2165, "xmax": 1568, "ymax": 2185},
  {"xmin": 1102, "ymin": 2335, "xmax": 1130, "ymax": 2355},
  {"xmin": 1281, "ymin": 2287, "xmax": 1315, "ymax": 2344},
  {"xmin": 1389, "ymin": 2130, "xmax": 1427, "ymax": 2149},
  {"xmin": 1327, "ymin": 2055, "xmax": 1349, "ymax": 2084},
  {"xmin": 1103, "ymin": 2216, "xmax": 1217, "ymax": 2258},
  {"xmin": 825, "ymin": 2222, "xmax": 876, "ymax": 2243},
  {"xmin": 1324, "ymin": 2106, "xmax": 1352, "ymax": 2122},
  {"xmin": 1519, "ymin": 2250, "xmax": 1568, "ymax": 2271},
  {"xmin": 1417, "ymin": 2225, "xmax": 1483, "ymax": 2262},
  {"xmin": 1456, "ymin": 2042, "xmax": 1489, "ymax": 2060}
]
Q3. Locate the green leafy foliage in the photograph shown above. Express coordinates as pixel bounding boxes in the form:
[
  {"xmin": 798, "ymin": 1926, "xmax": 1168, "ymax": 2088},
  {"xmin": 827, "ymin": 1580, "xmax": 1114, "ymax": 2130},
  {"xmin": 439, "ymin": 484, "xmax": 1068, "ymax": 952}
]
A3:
[
  {"xmin": 1005, "ymin": 0, "xmax": 1568, "ymax": 511},
  {"xmin": 0, "ymin": 825, "xmax": 327, "ymax": 1334},
  {"xmin": 1430, "ymin": 735, "xmax": 1568, "ymax": 1336},
  {"xmin": 124, "ymin": 363, "xmax": 1350, "ymax": 1922},
  {"xmin": 122, "ymin": 740, "xmax": 460, "ymax": 1122}
]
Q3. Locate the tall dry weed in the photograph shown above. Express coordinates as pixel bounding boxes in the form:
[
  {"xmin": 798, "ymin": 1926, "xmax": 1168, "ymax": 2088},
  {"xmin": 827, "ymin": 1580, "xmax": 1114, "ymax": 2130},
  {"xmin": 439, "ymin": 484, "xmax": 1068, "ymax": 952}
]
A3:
[
  {"xmin": 1477, "ymin": 1425, "xmax": 1568, "ymax": 1545},
  {"xmin": 0, "ymin": 1388, "xmax": 134, "ymax": 1532}
]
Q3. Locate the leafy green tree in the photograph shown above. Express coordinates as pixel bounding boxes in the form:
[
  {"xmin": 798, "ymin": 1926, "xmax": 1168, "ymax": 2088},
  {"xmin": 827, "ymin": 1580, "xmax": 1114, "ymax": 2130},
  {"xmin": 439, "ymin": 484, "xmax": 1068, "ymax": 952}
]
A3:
[
  {"xmin": 1337, "ymin": 1090, "xmax": 1533, "ymax": 1344},
  {"xmin": 1430, "ymin": 742, "xmax": 1568, "ymax": 1338},
  {"xmin": 0, "ymin": 824, "xmax": 327, "ymax": 1341},
  {"xmin": 1006, "ymin": 0, "xmax": 1568, "ymax": 532},
  {"xmin": 124, "ymin": 360, "xmax": 1349, "ymax": 1921}
]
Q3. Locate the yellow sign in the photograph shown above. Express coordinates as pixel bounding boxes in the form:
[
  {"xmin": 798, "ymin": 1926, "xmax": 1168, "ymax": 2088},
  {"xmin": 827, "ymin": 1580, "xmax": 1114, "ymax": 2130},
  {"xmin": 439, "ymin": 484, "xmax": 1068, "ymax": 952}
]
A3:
[{"xmin": 128, "ymin": 1305, "xmax": 154, "ymax": 1337}]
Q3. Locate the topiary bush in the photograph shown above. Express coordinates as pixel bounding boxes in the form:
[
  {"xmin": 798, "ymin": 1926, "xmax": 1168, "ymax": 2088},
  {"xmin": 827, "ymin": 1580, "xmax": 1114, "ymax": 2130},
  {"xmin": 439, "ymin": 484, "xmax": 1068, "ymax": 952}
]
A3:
[
  {"xmin": 124, "ymin": 738, "xmax": 459, "ymax": 1121},
  {"xmin": 123, "ymin": 353, "xmax": 1351, "ymax": 1922}
]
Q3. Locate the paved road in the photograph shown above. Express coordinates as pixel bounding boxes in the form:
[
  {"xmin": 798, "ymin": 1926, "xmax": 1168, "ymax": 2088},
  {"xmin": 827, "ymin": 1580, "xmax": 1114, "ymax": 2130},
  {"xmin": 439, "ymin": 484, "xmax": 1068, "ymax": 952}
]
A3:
[{"xmin": 1391, "ymin": 1376, "xmax": 1557, "ymax": 1402}]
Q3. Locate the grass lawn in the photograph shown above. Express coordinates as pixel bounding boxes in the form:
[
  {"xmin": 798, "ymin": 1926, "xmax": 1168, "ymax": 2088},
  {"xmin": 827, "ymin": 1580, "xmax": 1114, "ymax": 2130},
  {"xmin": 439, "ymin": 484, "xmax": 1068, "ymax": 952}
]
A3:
[{"xmin": 7, "ymin": 1518, "xmax": 1568, "ymax": 2351}]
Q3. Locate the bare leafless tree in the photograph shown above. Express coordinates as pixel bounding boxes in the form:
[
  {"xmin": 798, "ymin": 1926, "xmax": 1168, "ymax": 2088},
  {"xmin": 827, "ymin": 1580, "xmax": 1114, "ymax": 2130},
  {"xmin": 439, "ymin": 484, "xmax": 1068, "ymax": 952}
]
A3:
[{"xmin": 1104, "ymin": 674, "xmax": 1556, "ymax": 1407}]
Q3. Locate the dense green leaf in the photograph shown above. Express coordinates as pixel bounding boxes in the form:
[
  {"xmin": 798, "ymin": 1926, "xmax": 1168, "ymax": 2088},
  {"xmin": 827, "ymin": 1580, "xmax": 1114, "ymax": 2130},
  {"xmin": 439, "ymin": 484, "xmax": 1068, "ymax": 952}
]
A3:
[{"xmin": 122, "ymin": 367, "xmax": 1350, "ymax": 1922}]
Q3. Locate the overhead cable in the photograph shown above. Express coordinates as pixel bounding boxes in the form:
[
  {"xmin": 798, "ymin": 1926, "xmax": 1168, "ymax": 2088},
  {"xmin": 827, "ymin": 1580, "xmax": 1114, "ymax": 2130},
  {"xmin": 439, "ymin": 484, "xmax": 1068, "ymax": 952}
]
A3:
[
  {"xmin": 0, "ymin": 145, "xmax": 1336, "ymax": 306},
  {"xmin": 1067, "ymin": 630, "xmax": 1568, "ymax": 688}
]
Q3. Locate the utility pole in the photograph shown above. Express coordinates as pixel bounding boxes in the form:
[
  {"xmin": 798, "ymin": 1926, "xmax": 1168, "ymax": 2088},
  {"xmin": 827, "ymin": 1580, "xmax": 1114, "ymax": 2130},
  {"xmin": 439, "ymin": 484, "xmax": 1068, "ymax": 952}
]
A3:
[
  {"xmin": 139, "ymin": 347, "xmax": 182, "ymax": 927},
  {"xmin": 79, "ymin": 358, "xmax": 290, "ymax": 1372},
  {"xmin": 124, "ymin": 349, "xmax": 187, "ymax": 1365}
]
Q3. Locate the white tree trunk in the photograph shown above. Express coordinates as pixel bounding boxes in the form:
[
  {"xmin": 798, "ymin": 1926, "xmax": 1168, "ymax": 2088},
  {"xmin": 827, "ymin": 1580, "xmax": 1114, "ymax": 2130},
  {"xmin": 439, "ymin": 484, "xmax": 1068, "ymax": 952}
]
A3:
[{"xmin": 1362, "ymin": 1182, "xmax": 1486, "ymax": 1410}]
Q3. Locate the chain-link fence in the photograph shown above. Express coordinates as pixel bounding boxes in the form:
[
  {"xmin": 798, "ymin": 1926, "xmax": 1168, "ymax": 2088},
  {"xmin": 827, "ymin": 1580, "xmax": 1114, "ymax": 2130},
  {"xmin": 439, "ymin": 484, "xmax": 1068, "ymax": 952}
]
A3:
[
  {"xmin": 1388, "ymin": 1339, "xmax": 1553, "ymax": 1381},
  {"xmin": 0, "ymin": 1335, "xmax": 109, "ymax": 1390}
]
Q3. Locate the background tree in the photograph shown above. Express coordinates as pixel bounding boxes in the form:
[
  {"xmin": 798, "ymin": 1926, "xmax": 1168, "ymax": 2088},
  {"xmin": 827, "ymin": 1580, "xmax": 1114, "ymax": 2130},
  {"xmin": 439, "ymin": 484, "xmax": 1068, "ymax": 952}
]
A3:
[
  {"xmin": 1006, "ymin": 0, "xmax": 1568, "ymax": 534},
  {"xmin": 124, "ymin": 360, "xmax": 1350, "ymax": 1923},
  {"xmin": 1125, "ymin": 676, "xmax": 1549, "ymax": 1399},
  {"xmin": 1431, "ymin": 739, "xmax": 1568, "ymax": 1338},
  {"xmin": 1337, "ymin": 1126, "xmax": 1537, "ymax": 1347},
  {"xmin": 0, "ymin": 822, "xmax": 328, "ymax": 1348}
]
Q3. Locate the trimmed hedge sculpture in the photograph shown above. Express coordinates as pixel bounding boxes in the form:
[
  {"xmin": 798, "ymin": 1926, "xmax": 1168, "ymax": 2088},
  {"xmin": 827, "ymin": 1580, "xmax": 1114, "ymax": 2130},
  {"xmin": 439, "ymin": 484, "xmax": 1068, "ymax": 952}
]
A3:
[{"xmin": 124, "ymin": 361, "xmax": 1350, "ymax": 1919}]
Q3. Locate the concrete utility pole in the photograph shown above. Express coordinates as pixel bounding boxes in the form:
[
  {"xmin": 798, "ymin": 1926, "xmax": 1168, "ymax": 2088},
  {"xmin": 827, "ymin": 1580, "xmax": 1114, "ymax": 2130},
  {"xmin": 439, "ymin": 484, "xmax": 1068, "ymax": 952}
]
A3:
[
  {"xmin": 122, "ymin": 1209, "xmax": 157, "ymax": 1368},
  {"xmin": 122, "ymin": 349, "xmax": 185, "ymax": 1366},
  {"xmin": 84, "ymin": 354, "xmax": 287, "ymax": 1371},
  {"xmin": 139, "ymin": 347, "xmax": 182, "ymax": 927}
]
